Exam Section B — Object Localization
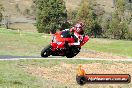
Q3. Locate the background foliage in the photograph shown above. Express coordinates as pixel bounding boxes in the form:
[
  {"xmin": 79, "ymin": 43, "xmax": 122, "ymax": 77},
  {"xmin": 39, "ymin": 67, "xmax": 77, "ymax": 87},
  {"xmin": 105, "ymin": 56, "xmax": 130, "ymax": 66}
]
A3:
[
  {"xmin": 35, "ymin": 0, "xmax": 67, "ymax": 33},
  {"xmin": 0, "ymin": 3, "xmax": 4, "ymax": 25},
  {"xmin": 75, "ymin": 0, "xmax": 132, "ymax": 40}
]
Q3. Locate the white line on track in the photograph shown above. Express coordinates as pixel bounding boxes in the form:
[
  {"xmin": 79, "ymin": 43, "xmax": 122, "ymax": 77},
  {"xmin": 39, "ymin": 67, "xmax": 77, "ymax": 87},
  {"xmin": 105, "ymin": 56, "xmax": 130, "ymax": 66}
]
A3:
[{"xmin": 0, "ymin": 57, "xmax": 132, "ymax": 61}]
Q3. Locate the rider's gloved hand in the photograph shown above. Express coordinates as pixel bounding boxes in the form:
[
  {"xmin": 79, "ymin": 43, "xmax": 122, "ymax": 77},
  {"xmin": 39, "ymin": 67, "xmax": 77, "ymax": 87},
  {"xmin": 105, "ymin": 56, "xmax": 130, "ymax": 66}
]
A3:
[{"xmin": 70, "ymin": 27, "xmax": 75, "ymax": 32}]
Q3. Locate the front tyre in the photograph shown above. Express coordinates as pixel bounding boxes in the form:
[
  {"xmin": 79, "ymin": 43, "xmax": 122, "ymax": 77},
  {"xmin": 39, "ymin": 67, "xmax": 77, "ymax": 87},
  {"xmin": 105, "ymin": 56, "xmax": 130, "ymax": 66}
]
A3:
[{"xmin": 41, "ymin": 45, "xmax": 51, "ymax": 57}]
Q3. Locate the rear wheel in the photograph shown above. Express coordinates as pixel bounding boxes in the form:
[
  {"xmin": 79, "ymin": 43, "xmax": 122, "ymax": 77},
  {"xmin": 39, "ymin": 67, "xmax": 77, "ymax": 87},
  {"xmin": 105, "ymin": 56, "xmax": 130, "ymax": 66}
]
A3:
[
  {"xmin": 41, "ymin": 45, "xmax": 51, "ymax": 57},
  {"xmin": 66, "ymin": 46, "xmax": 80, "ymax": 58},
  {"xmin": 66, "ymin": 53, "xmax": 75, "ymax": 58}
]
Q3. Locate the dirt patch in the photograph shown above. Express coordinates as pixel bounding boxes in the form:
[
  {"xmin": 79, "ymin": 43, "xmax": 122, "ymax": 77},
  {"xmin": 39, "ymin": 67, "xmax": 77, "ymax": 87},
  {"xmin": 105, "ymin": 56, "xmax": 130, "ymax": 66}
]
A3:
[
  {"xmin": 77, "ymin": 51, "xmax": 129, "ymax": 59},
  {"xmin": 9, "ymin": 23, "xmax": 37, "ymax": 32},
  {"xmin": 26, "ymin": 63, "xmax": 77, "ymax": 85},
  {"xmin": 25, "ymin": 62, "xmax": 132, "ymax": 87}
]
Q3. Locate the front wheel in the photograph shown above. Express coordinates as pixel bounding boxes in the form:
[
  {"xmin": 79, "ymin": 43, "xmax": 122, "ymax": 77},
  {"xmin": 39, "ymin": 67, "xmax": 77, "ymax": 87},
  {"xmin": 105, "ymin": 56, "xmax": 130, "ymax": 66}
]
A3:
[{"xmin": 41, "ymin": 45, "xmax": 52, "ymax": 57}]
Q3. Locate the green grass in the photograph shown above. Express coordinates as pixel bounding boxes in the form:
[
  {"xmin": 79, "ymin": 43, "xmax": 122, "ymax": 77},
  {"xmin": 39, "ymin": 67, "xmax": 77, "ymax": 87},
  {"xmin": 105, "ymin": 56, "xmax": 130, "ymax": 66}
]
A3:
[
  {"xmin": 0, "ymin": 59, "xmax": 131, "ymax": 88},
  {"xmin": 18, "ymin": 59, "xmax": 115, "ymax": 67},
  {"xmin": 0, "ymin": 60, "xmax": 73, "ymax": 88},
  {"xmin": 0, "ymin": 28, "xmax": 132, "ymax": 57},
  {"xmin": 0, "ymin": 28, "xmax": 50, "ymax": 56},
  {"xmin": 83, "ymin": 38, "xmax": 132, "ymax": 57},
  {"xmin": 0, "ymin": 59, "xmax": 99, "ymax": 88},
  {"xmin": 0, "ymin": 60, "xmax": 43, "ymax": 88}
]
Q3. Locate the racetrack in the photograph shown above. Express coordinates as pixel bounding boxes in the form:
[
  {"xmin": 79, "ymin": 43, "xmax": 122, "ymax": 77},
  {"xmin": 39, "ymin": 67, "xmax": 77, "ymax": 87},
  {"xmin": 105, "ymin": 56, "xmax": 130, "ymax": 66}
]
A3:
[{"xmin": 0, "ymin": 55, "xmax": 132, "ymax": 61}]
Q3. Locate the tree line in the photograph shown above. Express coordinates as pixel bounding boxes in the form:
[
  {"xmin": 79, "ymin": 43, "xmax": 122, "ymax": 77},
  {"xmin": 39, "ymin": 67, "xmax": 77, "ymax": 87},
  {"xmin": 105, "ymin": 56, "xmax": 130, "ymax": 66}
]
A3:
[
  {"xmin": 70, "ymin": 0, "xmax": 132, "ymax": 40},
  {"xmin": 0, "ymin": 0, "xmax": 132, "ymax": 40},
  {"xmin": 34, "ymin": 0, "xmax": 131, "ymax": 40}
]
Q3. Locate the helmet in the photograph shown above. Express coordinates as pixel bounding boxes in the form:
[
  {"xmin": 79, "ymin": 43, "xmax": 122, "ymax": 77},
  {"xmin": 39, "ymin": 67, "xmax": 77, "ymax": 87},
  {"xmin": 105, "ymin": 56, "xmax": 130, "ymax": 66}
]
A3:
[
  {"xmin": 79, "ymin": 22, "xmax": 84, "ymax": 27},
  {"xmin": 75, "ymin": 22, "xmax": 84, "ymax": 34}
]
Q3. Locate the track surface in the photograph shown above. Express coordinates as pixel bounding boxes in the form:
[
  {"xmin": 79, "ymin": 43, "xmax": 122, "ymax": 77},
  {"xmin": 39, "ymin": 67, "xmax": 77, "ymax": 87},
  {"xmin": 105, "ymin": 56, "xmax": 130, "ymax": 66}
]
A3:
[{"xmin": 0, "ymin": 55, "xmax": 132, "ymax": 61}]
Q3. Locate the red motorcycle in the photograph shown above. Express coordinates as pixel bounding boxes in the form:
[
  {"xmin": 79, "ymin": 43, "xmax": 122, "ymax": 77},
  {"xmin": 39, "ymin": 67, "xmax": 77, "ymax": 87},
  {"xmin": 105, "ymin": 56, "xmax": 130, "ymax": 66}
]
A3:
[{"xmin": 41, "ymin": 31, "xmax": 89, "ymax": 58}]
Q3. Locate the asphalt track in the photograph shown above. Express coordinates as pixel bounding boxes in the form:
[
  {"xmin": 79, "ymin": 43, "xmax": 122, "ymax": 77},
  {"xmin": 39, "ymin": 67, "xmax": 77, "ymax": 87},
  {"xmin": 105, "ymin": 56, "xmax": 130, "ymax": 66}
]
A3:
[{"xmin": 0, "ymin": 55, "xmax": 132, "ymax": 61}]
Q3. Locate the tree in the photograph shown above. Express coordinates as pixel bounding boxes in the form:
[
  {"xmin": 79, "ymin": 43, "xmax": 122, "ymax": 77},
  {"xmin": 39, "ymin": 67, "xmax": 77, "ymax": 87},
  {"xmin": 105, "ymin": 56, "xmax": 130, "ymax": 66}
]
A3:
[
  {"xmin": 115, "ymin": 0, "xmax": 126, "ymax": 15},
  {"xmin": 5, "ymin": 15, "xmax": 11, "ymax": 29},
  {"xmin": 30, "ymin": 0, "xmax": 37, "ymax": 17},
  {"xmin": 76, "ymin": 0, "xmax": 94, "ymax": 35},
  {"xmin": 119, "ymin": 22, "xmax": 128, "ymax": 39},
  {"xmin": 0, "ymin": 11, "xmax": 2, "ymax": 26},
  {"xmin": 107, "ymin": 0, "xmax": 129, "ymax": 39},
  {"xmin": 67, "ymin": 8, "xmax": 77, "ymax": 22},
  {"xmin": 35, "ymin": 0, "xmax": 67, "ymax": 33},
  {"xmin": 109, "ymin": 12, "xmax": 121, "ymax": 39},
  {"xmin": 109, "ymin": 12, "xmax": 128, "ymax": 39},
  {"xmin": 24, "ymin": 9, "xmax": 30, "ymax": 15},
  {"xmin": 101, "ymin": 14, "xmax": 111, "ymax": 38},
  {"xmin": 15, "ymin": 4, "xmax": 20, "ymax": 13},
  {"xmin": 76, "ymin": 0, "xmax": 103, "ymax": 37},
  {"xmin": 0, "ymin": 3, "xmax": 4, "ymax": 25}
]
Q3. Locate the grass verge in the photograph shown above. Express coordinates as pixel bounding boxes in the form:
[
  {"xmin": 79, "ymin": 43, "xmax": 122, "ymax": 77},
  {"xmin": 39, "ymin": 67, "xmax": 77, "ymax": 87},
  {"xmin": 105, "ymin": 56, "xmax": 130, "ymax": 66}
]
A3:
[
  {"xmin": 0, "ymin": 28, "xmax": 132, "ymax": 57},
  {"xmin": 83, "ymin": 38, "xmax": 132, "ymax": 57},
  {"xmin": 0, "ymin": 59, "xmax": 131, "ymax": 88}
]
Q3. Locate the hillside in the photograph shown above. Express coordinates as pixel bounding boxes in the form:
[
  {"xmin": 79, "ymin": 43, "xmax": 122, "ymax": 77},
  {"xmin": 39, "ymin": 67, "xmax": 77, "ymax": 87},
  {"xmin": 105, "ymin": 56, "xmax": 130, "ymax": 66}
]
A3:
[
  {"xmin": 64, "ymin": 0, "xmax": 114, "ymax": 12},
  {"xmin": 64, "ymin": 0, "xmax": 82, "ymax": 10},
  {"xmin": 1, "ymin": 0, "xmax": 130, "ymax": 32},
  {"xmin": 1, "ymin": 0, "xmax": 32, "ymax": 17},
  {"xmin": 0, "ymin": 0, "xmax": 36, "ymax": 32},
  {"xmin": 1, "ymin": 0, "xmax": 115, "ymax": 17}
]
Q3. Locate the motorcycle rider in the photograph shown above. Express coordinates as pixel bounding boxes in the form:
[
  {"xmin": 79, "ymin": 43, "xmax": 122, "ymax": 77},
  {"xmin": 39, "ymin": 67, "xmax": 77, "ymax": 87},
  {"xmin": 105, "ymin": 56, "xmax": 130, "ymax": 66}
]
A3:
[
  {"xmin": 61, "ymin": 22, "xmax": 85, "ymax": 46},
  {"xmin": 70, "ymin": 22, "xmax": 85, "ymax": 46}
]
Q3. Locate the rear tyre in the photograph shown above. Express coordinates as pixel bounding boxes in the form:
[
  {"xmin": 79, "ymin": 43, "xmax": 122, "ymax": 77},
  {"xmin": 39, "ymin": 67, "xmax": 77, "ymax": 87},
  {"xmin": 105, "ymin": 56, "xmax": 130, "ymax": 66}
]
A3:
[
  {"xmin": 66, "ymin": 53, "xmax": 75, "ymax": 58},
  {"xmin": 41, "ymin": 45, "xmax": 51, "ymax": 57},
  {"xmin": 66, "ymin": 46, "xmax": 80, "ymax": 58}
]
